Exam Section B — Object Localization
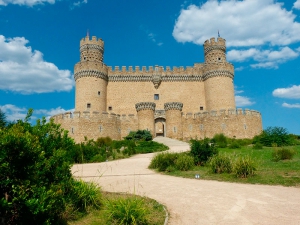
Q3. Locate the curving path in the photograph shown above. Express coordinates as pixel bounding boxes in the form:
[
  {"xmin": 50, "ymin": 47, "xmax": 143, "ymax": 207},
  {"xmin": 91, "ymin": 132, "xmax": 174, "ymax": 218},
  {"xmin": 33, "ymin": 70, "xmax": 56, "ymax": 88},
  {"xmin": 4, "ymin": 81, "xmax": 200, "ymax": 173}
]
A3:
[{"xmin": 72, "ymin": 137, "xmax": 300, "ymax": 225}]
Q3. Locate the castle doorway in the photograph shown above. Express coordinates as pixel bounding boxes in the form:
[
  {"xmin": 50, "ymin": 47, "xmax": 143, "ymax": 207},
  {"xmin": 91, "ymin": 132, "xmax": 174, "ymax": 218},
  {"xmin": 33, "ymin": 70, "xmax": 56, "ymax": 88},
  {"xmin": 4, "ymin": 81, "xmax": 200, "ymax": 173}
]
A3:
[{"xmin": 155, "ymin": 118, "xmax": 166, "ymax": 137}]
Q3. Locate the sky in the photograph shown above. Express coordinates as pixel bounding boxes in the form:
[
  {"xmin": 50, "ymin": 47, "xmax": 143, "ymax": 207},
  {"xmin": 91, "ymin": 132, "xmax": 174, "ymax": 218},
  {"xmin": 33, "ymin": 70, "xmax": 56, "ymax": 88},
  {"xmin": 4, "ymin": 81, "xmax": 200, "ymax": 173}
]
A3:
[{"xmin": 0, "ymin": 0, "xmax": 300, "ymax": 134}]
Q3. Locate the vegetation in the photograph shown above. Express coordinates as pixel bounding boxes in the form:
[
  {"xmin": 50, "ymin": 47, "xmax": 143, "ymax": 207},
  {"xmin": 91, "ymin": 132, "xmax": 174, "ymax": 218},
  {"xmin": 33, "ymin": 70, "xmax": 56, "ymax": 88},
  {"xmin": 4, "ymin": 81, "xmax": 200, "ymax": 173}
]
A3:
[
  {"xmin": 125, "ymin": 130, "xmax": 153, "ymax": 141},
  {"xmin": 208, "ymin": 154, "xmax": 232, "ymax": 174},
  {"xmin": 190, "ymin": 138, "xmax": 218, "ymax": 165},
  {"xmin": 211, "ymin": 133, "xmax": 227, "ymax": 148},
  {"xmin": 233, "ymin": 156, "xmax": 256, "ymax": 178},
  {"xmin": 272, "ymin": 148, "xmax": 296, "ymax": 162}
]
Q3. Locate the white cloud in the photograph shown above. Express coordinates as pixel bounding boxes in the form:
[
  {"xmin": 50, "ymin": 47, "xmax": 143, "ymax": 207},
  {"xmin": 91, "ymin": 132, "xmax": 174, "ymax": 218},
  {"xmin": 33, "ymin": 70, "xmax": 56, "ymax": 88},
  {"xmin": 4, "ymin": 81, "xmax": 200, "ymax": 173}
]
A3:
[
  {"xmin": 0, "ymin": 104, "xmax": 74, "ymax": 122},
  {"xmin": 294, "ymin": 0, "xmax": 300, "ymax": 9},
  {"xmin": 228, "ymin": 46, "xmax": 299, "ymax": 69},
  {"xmin": 0, "ymin": 0, "xmax": 55, "ymax": 6},
  {"xmin": 235, "ymin": 95, "xmax": 255, "ymax": 107},
  {"xmin": 173, "ymin": 0, "xmax": 300, "ymax": 47},
  {"xmin": 71, "ymin": 0, "xmax": 87, "ymax": 9},
  {"xmin": 273, "ymin": 85, "xmax": 300, "ymax": 99},
  {"xmin": 0, "ymin": 35, "xmax": 74, "ymax": 94},
  {"xmin": 282, "ymin": 102, "xmax": 300, "ymax": 108}
]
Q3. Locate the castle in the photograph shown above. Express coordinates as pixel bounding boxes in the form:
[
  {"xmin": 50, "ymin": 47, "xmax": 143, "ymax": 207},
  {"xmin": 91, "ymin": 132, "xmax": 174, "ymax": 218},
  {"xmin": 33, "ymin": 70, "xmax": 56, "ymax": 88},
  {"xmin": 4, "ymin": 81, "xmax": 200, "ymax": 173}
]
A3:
[{"xmin": 51, "ymin": 35, "xmax": 263, "ymax": 142}]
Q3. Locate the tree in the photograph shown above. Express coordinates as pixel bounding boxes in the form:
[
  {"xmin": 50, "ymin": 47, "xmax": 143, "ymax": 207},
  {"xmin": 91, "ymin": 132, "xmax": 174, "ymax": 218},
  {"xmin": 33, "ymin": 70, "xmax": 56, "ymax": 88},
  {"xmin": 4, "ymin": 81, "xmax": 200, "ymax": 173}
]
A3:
[
  {"xmin": 0, "ymin": 109, "xmax": 6, "ymax": 128},
  {"xmin": 254, "ymin": 126, "xmax": 293, "ymax": 147}
]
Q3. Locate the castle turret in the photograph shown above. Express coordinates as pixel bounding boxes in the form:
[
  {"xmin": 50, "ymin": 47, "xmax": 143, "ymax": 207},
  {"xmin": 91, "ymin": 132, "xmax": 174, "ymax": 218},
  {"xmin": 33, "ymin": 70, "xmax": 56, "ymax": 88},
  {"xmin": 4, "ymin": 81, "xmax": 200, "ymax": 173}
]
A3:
[
  {"xmin": 135, "ymin": 102, "xmax": 156, "ymax": 137},
  {"xmin": 164, "ymin": 102, "xmax": 183, "ymax": 139},
  {"xmin": 74, "ymin": 35, "xmax": 108, "ymax": 112},
  {"xmin": 203, "ymin": 37, "xmax": 235, "ymax": 111}
]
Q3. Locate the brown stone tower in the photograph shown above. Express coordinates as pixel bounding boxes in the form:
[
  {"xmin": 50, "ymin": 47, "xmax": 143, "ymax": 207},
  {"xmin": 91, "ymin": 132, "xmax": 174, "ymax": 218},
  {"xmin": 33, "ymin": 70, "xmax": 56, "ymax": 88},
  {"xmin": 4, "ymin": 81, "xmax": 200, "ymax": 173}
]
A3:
[
  {"xmin": 74, "ymin": 36, "xmax": 108, "ymax": 112},
  {"xmin": 164, "ymin": 102, "xmax": 183, "ymax": 139},
  {"xmin": 203, "ymin": 37, "xmax": 235, "ymax": 111},
  {"xmin": 135, "ymin": 102, "xmax": 156, "ymax": 137}
]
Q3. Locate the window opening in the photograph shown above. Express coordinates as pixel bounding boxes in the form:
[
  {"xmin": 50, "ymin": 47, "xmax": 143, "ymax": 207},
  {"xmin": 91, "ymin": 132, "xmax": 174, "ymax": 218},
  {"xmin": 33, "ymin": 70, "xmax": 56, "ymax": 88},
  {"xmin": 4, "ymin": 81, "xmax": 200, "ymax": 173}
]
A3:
[
  {"xmin": 154, "ymin": 94, "xmax": 159, "ymax": 100},
  {"xmin": 98, "ymin": 91, "xmax": 100, "ymax": 96},
  {"xmin": 108, "ymin": 106, "xmax": 112, "ymax": 111},
  {"xmin": 200, "ymin": 106, "xmax": 204, "ymax": 110},
  {"xmin": 87, "ymin": 103, "xmax": 91, "ymax": 108}
]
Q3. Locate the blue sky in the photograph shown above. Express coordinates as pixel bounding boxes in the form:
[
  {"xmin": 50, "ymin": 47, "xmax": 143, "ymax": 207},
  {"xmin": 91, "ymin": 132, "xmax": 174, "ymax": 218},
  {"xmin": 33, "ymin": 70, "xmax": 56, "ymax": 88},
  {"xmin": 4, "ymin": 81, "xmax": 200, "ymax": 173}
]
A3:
[{"xmin": 0, "ymin": 0, "xmax": 300, "ymax": 134}]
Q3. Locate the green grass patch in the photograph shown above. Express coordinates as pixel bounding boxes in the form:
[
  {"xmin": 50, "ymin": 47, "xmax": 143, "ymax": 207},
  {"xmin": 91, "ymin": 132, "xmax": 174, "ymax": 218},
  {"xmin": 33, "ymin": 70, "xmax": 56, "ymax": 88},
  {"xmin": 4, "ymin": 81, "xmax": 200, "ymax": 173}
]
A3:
[
  {"xmin": 68, "ymin": 192, "xmax": 166, "ymax": 225},
  {"xmin": 154, "ymin": 145, "xmax": 300, "ymax": 187}
]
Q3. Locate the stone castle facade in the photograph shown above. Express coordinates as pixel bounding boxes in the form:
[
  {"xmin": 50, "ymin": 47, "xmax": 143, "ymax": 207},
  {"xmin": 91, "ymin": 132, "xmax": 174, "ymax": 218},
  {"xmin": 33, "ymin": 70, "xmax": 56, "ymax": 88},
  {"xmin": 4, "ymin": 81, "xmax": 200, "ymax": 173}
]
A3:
[{"xmin": 52, "ymin": 35, "xmax": 263, "ymax": 142}]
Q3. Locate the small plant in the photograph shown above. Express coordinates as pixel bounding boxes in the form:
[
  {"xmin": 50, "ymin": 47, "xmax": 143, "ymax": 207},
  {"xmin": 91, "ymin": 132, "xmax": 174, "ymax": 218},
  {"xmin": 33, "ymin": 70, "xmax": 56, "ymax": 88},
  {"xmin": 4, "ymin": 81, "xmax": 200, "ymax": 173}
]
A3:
[
  {"xmin": 149, "ymin": 152, "xmax": 179, "ymax": 171},
  {"xmin": 166, "ymin": 165, "xmax": 177, "ymax": 172},
  {"xmin": 212, "ymin": 133, "xmax": 227, "ymax": 148},
  {"xmin": 233, "ymin": 156, "xmax": 256, "ymax": 178},
  {"xmin": 272, "ymin": 148, "xmax": 296, "ymax": 161},
  {"xmin": 252, "ymin": 142, "xmax": 263, "ymax": 149},
  {"xmin": 175, "ymin": 154, "xmax": 194, "ymax": 171},
  {"xmin": 228, "ymin": 141, "xmax": 241, "ymax": 149},
  {"xmin": 105, "ymin": 196, "xmax": 148, "ymax": 225},
  {"xmin": 208, "ymin": 154, "xmax": 232, "ymax": 174},
  {"xmin": 190, "ymin": 138, "xmax": 218, "ymax": 165}
]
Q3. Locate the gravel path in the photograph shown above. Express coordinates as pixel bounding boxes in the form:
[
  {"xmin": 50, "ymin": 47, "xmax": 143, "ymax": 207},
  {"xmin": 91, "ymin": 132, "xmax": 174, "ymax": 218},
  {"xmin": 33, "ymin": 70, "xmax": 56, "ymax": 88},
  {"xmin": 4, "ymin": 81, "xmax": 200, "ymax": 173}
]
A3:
[{"xmin": 72, "ymin": 137, "xmax": 300, "ymax": 225}]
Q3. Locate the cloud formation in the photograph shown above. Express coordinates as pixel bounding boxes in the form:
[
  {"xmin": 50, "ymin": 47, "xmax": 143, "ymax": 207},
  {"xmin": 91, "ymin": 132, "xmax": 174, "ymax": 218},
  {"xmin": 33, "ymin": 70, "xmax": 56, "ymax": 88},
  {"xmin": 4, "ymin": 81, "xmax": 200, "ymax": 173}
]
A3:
[
  {"xmin": 173, "ymin": 0, "xmax": 300, "ymax": 69},
  {"xmin": 173, "ymin": 0, "xmax": 300, "ymax": 47},
  {"xmin": 294, "ymin": 0, "xmax": 300, "ymax": 9},
  {"xmin": 273, "ymin": 85, "xmax": 300, "ymax": 99},
  {"xmin": 0, "ymin": 35, "xmax": 74, "ymax": 94},
  {"xmin": 0, "ymin": 0, "xmax": 54, "ymax": 6},
  {"xmin": 71, "ymin": 0, "xmax": 87, "ymax": 9},
  {"xmin": 235, "ymin": 95, "xmax": 255, "ymax": 107},
  {"xmin": 0, "ymin": 104, "xmax": 73, "ymax": 122},
  {"xmin": 282, "ymin": 103, "xmax": 300, "ymax": 108}
]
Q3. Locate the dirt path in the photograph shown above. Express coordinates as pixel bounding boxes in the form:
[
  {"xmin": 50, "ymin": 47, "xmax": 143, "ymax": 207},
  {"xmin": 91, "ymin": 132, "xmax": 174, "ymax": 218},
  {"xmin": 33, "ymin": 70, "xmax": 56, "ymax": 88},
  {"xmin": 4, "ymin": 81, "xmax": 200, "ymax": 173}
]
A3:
[{"xmin": 72, "ymin": 137, "xmax": 300, "ymax": 225}]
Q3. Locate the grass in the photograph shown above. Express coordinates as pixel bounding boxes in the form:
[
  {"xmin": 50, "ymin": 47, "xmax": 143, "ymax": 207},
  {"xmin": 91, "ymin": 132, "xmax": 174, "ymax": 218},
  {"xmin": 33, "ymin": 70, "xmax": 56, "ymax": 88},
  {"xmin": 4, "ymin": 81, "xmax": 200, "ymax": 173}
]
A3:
[
  {"xmin": 68, "ymin": 192, "xmax": 166, "ymax": 225},
  {"xmin": 160, "ymin": 145, "xmax": 300, "ymax": 187}
]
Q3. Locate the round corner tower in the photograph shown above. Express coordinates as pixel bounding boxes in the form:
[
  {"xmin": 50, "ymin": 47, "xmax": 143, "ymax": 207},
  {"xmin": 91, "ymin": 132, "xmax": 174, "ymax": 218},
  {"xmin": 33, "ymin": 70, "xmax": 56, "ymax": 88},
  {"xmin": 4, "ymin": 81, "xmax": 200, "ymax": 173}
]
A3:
[
  {"xmin": 203, "ymin": 37, "xmax": 235, "ymax": 111},
  {"xmin": 74, "ymin": 35, "xmax": 108, "ymax": 112},
  {"xmin": 164, "ymin": 102, "xmax": 183, "ymax": 139},
  {"xmin": 135, "ymin": 102, "xmax": 156, "ymax": 137}
]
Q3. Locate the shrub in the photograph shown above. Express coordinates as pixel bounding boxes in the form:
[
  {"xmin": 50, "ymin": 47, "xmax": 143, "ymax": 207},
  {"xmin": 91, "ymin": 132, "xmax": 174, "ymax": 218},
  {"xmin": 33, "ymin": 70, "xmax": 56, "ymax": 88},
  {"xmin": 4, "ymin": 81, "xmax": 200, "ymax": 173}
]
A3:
[
  {"xmin": 254, "ymin": 126, "xmax": 293, "ymax": 147},
  {"xmin": 212, "ymin": 133, "xmax": 227, "ymax": 148},
  {"xmin": 228, "ymin": 141, "xmax": 241, "ymax": 149},
  {"xmin": 135, "ymin": 141, "xmax": 168, "ymax": 154},
  {"xmin": 252, "ymin": 142, "xmax": 263, "ymax": 149},
  {"xmin": 208, "ymin": 154, "xmax": 232, "ymax": 174},
  {"xmin": 125, "ymin": 130, "xmax": 152, "ymax": 141},
  {"xmin": 105, "ymin": 196, "xmax": 147, "ymax": 225},
  {"xmin": 233, "ymin": 156, "xmax": 256, "ymax": 178},
  {"xmin": 190, "ymin": 138, "xmax": 218, "ymax": 165},
  {"xmin": 272, "ymin": 148, "xmax": 296, "ymax": 161},
  {"xmin": 175, "ymin": 154, "xmax": 194, "ymax": 171},
  {"xmin": 149, "ymin": 152, "xmax": 179, "ymax": 171}
]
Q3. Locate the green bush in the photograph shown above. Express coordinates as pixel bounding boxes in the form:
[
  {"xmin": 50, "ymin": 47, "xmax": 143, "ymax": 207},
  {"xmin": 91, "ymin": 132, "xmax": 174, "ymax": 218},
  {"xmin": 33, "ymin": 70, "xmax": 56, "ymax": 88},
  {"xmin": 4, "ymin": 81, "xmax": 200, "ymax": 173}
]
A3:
[
  {"xmin": 105, "ymin": 196, "xmax": 148, "ymax": 225},
  {"xmin": 228, "ymin": 141, "xmax": 241, "ymax": 149},
  {"xmin": 254, "ymin": 126, "xmax": 294, "ymax": 147},
  {"xmin": 212, "ymin": 133, "xmax": 227, "ymax": 148},
  {"xmin": 252, "ymin": 142, "xmax": 263, "ymax": 149},
  {"xmin": 149, "ymin": 152, "xmax": 179, "ymax": 171},
  {"xmin": 233, "ymin": 156, "xmax": 256, "ymax": 178},
  {"xmin": 190, "ymin": 138, "xmax": 218, "ymax": 165},
  {"xmin": 208, "ymin": 154, "xmax": 232, "ymax": 174},
  {"xmin": 135, "ymin": 141, "xmax": 169, "ymax": 154},
  {"xmin": 175, "ymin": 154, "xmax": 194, "ymax": 171},
  {"xmin": 272, "ymin": 148, "xmax": 296, "ymax": 161},
  {"xmin": 125, "ymin": 130, "xmax": 152, "ymax": 141}
]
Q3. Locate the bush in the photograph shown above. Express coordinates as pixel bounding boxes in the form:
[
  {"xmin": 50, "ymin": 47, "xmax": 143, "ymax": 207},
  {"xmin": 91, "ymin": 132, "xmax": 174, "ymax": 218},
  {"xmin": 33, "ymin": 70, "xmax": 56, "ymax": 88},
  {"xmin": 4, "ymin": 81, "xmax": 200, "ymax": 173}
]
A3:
[
  {"xmin": 228, "ymin": 141, "xmax": 241, "ymax": 149},
  {"xmin": 105, "ymin": 196, "xmax": 147, "ymax": 225},
  {"xmin": 212, "ymin": 133, "xmax": 227, "ymax": 148},
  {"xmin": 149, "ymin": 152, "xmax": 179, "ymax": 171},
  {"xmin": 254, "ymin": 126, "xmax": 294, "ymax": 147},
  {"xmin": 135, "ymin": 141, "xmax": 168, "ymax": 154},
  {"xmin": 208, "ymin": 154, "xmax": 232, "ymax": 174},
  {"xmin": 233, "ymin": 156, "xmax": 256, "ymax": 178},
  {"xmin": 272, "ymin": 148, "xmax": 296, "ymax": 161},
  {"xmin": 175, "ymin": 154, "xmax": 194, "ymax": 171},
  {"xmin": 125, "ymin": 130, "xmax": 152, "ymax": 141},
  {"xmin": 190, "ymin": 138, "xmax": 218, "ymax": 165},
  {"xmin": 252, "ymin": 142, "xmax": 263, "ymax": 149}
]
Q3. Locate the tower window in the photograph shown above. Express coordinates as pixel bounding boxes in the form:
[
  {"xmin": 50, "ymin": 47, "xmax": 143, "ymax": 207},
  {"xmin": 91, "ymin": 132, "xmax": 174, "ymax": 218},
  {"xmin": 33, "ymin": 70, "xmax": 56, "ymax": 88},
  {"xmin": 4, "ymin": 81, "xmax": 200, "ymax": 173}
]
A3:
[
  {"xmin": 98, "ymin": 91, "xmax": 101, "ymax": 96},
  {"xmin": 200, "ymin": 106, "xmax": 204, "ymax": 110},
  {"xmin": 218, "ymin": 57, "xmax": 221, "ymax": 61},
  {"xmin": 99, "ymin": 125, "xmax": 103, "ymax": 132},
  {"xmin": 108, "ymin": 106, "xmax": 112, "ymax": 111},
  {"xmin": 87, "ymin": 103, "xmax": 91, "ymax": 108},
  {"xmin": 173, "ymin": 127, "xmax": 177, "ymax": 133},
  {"xmin": 154, "ymin": 94, "xmax": 159, "ymax": 100}
]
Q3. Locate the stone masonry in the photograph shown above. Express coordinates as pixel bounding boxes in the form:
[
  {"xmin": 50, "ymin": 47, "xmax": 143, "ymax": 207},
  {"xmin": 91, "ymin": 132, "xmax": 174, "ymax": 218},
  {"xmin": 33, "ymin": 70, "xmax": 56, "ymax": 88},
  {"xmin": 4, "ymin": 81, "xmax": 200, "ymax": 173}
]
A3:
[{"xmin": 51, "ymin": 35, "xmax": 263, "ymax": 142}]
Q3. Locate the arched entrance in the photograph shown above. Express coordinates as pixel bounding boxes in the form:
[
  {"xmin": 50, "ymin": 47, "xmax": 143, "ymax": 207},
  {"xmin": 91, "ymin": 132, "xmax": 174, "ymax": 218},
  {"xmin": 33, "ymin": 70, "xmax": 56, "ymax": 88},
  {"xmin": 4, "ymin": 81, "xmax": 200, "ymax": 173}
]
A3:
[{"xmin": 155, "ymin": 118, "xmax": 166, "ymax": 137}]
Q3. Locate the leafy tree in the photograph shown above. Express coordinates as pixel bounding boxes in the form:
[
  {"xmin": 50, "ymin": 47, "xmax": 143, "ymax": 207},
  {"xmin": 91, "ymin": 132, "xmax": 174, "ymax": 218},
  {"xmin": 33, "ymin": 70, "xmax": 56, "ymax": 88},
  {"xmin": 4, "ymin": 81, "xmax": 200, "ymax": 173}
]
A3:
[
  {"xmin": 254, "ymin": 126, "xmax": 293, "ymax": 147},
  {"xmin": 190, "ymin": 138, "xmax": 218, "ymax": 165},
  {"xmin": 0, "ymin": 109, "xmax": 7, "ymax": 128},
  {"xmin": 0, "ymin": 110, "xmax": 76, "ymax": 224}
]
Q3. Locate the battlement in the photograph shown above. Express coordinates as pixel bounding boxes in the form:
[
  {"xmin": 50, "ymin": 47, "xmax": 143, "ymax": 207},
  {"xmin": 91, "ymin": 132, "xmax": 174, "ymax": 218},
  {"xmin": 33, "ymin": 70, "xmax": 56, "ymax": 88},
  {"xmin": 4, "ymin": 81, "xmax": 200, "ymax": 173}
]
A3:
[
  {"xmin": 203, "ymin": 37, "xmax": 226, "ymax": 47},
  {"xmin": 80, "ymin": 36, "xmax": 104, "ymax": 48},
  {"xmin": 51, "ymin": 111, "xmax": 137, "ymax": 121}
]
